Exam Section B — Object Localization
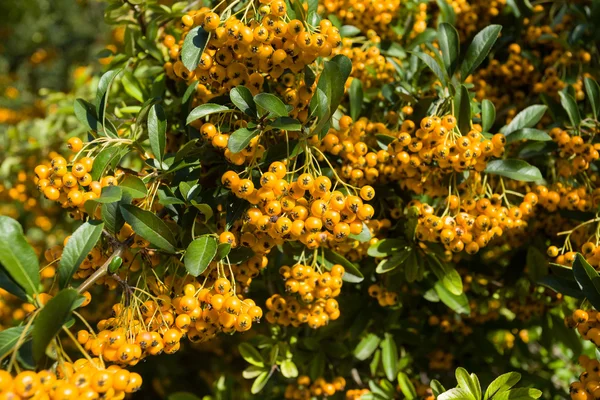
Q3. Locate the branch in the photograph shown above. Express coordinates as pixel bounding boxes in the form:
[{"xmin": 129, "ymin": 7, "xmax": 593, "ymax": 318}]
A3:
[{"xmin": 77, "ymin": 242, "xmax": 127, "ymax": 294}]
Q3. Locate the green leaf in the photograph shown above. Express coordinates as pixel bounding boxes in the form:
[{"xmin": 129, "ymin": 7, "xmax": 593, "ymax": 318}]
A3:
[
  {"xmin": 102, "ymin": 200, "xmax": 126, "ymax": 235},
  {"xmin": 181, "ymin": 26, "xmax": 210, "ymax": 71},
  {"xmin": 149, "ymin": 103, "xmax": 167, "ymax": 163},
  {"xmin": 251, "ymin": 371, "xmax": 270, "ymax": 394},
  {"xmin": 239, "ymin": 343, "xmax": 265, "ymax": 367},
  {"xmin": 484, "ymin": 159, "xmax": 543, "ymax": 182},
  {"xmin": 90, "ymin": 146, "xmax": 124, "ymax": 181},
  {"xmin": 526, "ymin": 246, "xmax": 549, "ymax": 282},
  {"xmin": 405, "ymin": 250, "xmax": 420, "ymax": 283},
  {"xmin": 340, "ymin": 25, "xmax": 361, "ymax": 37},
  {"xmin": 312, "ymin": 55, "xmax": 352, "ymax": 134},
  {"xmin": 381, "ymin": 333, "xmax": 398, "ymax": 381},
  {"xmin": 322, "ymin": 249, "xmax": 364, "ymax": 283},
  {"xmin": 215, "ymin": 243, "xmax": 232, "ymax": 262},
  {"xmin": 573, "ymin": 254, "xmax": 600, "ymax": 310},
  {"xmin": 558, "ymin": 91, "xmax": 581, "ymax": 127},
  {"xmin": 349, "ymin": 222, "xmax": 372, "ymax": 242},
  {"xmin": 460, "ymin": 25, "xmax": 502, "ymax": 80},
  {"xmin": 434, "ymin": 281, "xmax": 470, "ymax": 314},
  {"xmin": 243, "ymin": 366, "xmax": 266, "ymax": 379},
  {"xmin": 436, "ymin": 0, "xmax": 456, "ymax": 24},
  {"xmin": 584, "ymin": 77, "xmax": 600, "ymax": 119},
  {"xmin": 439, "ymin": 388, "xmax": 473, "ymax": 400},
  {"xmin": 254, "ymin": 93, "xmax": 288, "ymax": 117},
  {"xmin": 0, "ymin": 325, "xmax": 29, "ymax": 359},
  {"xmin": 59, "ymin": 221, "xmax": 104, "ymax": 288},
  {"xmin": 368, "ymin": 239, "xmax": 406, "ymax": 257},
  {"xmin": 397, "ymin": 372, "xmax": 417, "ymax": 400},
  {"xmin": 354, "ymin": 333, "xmax": 380, "ymax": 360},
  {"xmin": 456, "ymin": 85, "xmax": 472, "ymax": 135},
  {"xmin": 119, "ymin": 175, "xmax": 148, "ymax": 198},
  {"xmin": 505, "ymin": 128, "xmax": 552, "ymax": 144},
  {"xmin": 438, "ymin": 23, "xmax": 460, "ymax": 75},
  {"xmin": 184, "ymin": 235, "xmax": 218, "ymax": 277},
  {"xmin": 413, "ymin": 51, "xmax": 448, "ymax": 87},
  {"xmin": 168, "ymin": 392, "xmax": 202, "ymax": 400},
  {"xmin": 230, "ymin": 86, "xmax": 257, "ymax": 117},
  {"xmin": 228, "ymin": 128, "xmax": 260, "ymax": 153},
  {"xmin": 501, "ymin": 105, "xmax": 547, "ymax": 135},
  {"xmin": 376, "ymin": 249, "xmax": 412, "ymax": 274},
  {"xmin": 431, "ymin": 380, "xmax": 447, "ymax": 397},
  {"xmin": 349, "ymin": 78, "xmax": 363, "ymax": 121},
  {"xmin": 481, "ymin": 99, "xmax": 495, "ymax": 132},
  {"xmin": 428, "ymin": 255, "xmax": 463, "ymax": 295},
  {"xmin": 0, "ymin": 216, "xmax": 40, "ymax": 297},
  {"xmin": 270, "ymin": 117, "xmax": 301, "ymax": 131},
  {"xmin": 484, "ymin": 372, "xmax": 521, "ymax": 400},
  {"xmin": 186, "ymin": 104, "xmax": 230, "ymax": 125},
  {"xmin": 455, "ymin": 368, "xmax": 478, "ymax": 400},
  {"xmin": 74, "ymin": 99, "xmax": 100, "ymax": 132},
  {"xmin": 0, "ymin": 266, "xmax": 28, "ymax": 301},
  {"xmin": 182, "ymin": 81, "xmax": 199, "ymax": 104},
  {"xmin": 33, "ymin": 288, "xmax": 82, "ymax": 363},
  {"xmin": 493, "ymin": 388, "xmax": 542, "ymax": 400},
  {"xmin": 95, "ymin": 68, "xmax": 122, "ymax": 134},
  {"xmin": 121, "ymin": 70, "xmax": 145, "ymax": 102},
  {"xmin": 281, "ymin": 360, "xmax": 299, "ymax": 378},
  {"xmin": 120, "ymin": 204, "xmax": 177, "ymax": 253}
]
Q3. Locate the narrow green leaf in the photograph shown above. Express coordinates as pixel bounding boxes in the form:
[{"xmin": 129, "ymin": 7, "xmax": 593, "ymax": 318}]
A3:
[
  {"xmin": 102, "ymin": 200, "xmax": 125, "ymax": 235},
  {"xmin": 149, "ymin": 103, "xmax": 167, "ymax": 163},
  {"xmin": 354, "ymin": 333, "xmax": 381, "ymax": 360},
  {"xmin": 434, "ymin": 281, "xmax": 470, "ymax": 314},
  {"xmin": 59, "ymin": 221, "xmax": 104, "ymax": 288},
  {"xmin": 368, "ymin": 239, "xmax": 407, "ymax": 257},
  {"xmin": 270, "ymin": 117, "xmax": 302, "ymax": 131},
  {"xmin": 251, "ymin": 371, "xmax": 270, "ymax": 394},
  {"xmin": 435, "ymin": 0, "xmax": 456, "ymax": 24},
  {"xmin": 376, "ymin": 249, "xmax": 412, "ymax": 274},
  {"xmin": 484, "ymin": 159, "xmax": 543, "ymax": 182},
  {"xmin": 428, "ymin": 255, "xmax": 463, "ymax": 295},
  {"xmin": 584, "ymin": 77, "xmax": 600, "ymax": 119},
  {"xmin": 398, "ymin": 372, "xmax": 417, "ymax": 399},
  {"xmin": 184, "ymin": 235, "xmax": 218, "ymax": 277},
  {"xmin": 381, "ymin": 333, "xmax": 398, "ymax": 381},
  {"xmin": 120, "ymin": 204, "xmax": 177, "ymax": 253},
  {"xmin": 90, "ymin": 146, "xmax": 123, "ymax": 181},
  {"xmin": 413, "ymin": 52, "xmax": 448, "ymax": 87},
  {"xmin": 0, "ymin": 266, "xmax": 28, "ymax": 301},
  {"xmin": 33, "ymin": 288, "xmax": 82, "ymax": 362},
  {"xmin": 231, "ymin": 86, "xmax": 257, "ymax": 117},
  {"xmin": 215, "ymin": 243, "xmax": 232, "ymax": 262},
  {"xmin": 501, "ymin": 105, "xmax": 547, "ymax": 135},
  {"xmin": 438, "ymin": 388, "xmax": 473, "ymax": 400},
  {"xmin": 186, "ymin": 104, "xmax": 229, "ymax": 125},
  {"xmin": 95, "ymin": 68, "xmax": 122, "ymax": 134},
  {"xmin": 239, "ymin": 343, "xmax": 265, "ymax": 367},
  {"xmin": 457, "ymin": 85, "xmax": 472, "ymax": 135},
  {"xmin": 0, "ymin": 216, "xmax": 40, "ymax": 297},
  {"xmin": 438, "ymin": 23, "xmax": 460, "ymax": 75},
  {"xmin": 558, "ymin": 91, "xmax": 581, "ymax": 127},
  {"xmin": 228, "ymin": 128, "xmax": 259, "ymax": 153},
  {"xmin": 340, "ymin": 25, "xmax": 361, "ymax": 37},
  {"xmin": 121, "ymin": 70, "xmax": 145, "ymax": 102},
  {"xmin": 484, "ymin": 372, "xmax": 521, "ymax": 400},
  {"xmin": 0, "ymin": 325, "xmax": 29, "ymax": 359},
  {"xmin": 322, "ymin": 249, "xmax": 364, "ymax": 283},
  {"xmin": 181, "ymin": 26, "xmax": 210, "ymax": 71},
  {"xmin": 254, "ymin": 93, "xmax": 288, "ymax": 117},
  {"xmin": 455, "ymin": 368, "xmax": 477, "ymax": 400},
  {"xmin": 349, "ymin": 78, "xmax": 363, "ymax": 121},
  {"xmin": 74, "ymin": 99, "xmax": 100, "ymax": 132},
  {"xmin": 573, "ymin": 254, "xmax": 600, "ymax": 310},
  {"xmin": 119, "ymin": 175, "xmax": 148, "ymax": 198},
  {"xmin": 505, "ymin": 128, "xmax": 552, "ymax": 144},
  {"xmin": 493, "ymin": 388, "xmax": 542, "ymax": 400},
  {"xmin": 460, "ymin": 25, "xmax": 502, "ymax": 80},
  {"xmin": 481, "ymin": 99, "xmax": 495, "ymax": 132},
  {"xmin": 182, "ymin": 81, "xmax": 199, "ymax": 104}
]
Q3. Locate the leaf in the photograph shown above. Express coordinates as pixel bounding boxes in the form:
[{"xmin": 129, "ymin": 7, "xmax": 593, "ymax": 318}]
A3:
[
  {"xmin": 526, "ymin": 246, "xmax": 549, "ymax": 282},
  {"xmin": 228, "ymin": 128, "xmax": 259, "ymax": 154},
  {"xmin": 431, "ymin": 380, "xmax": 447, "ymax": 397},
  {"xmin": 215, "ymin": 243, "xmax": 231, "ymax": 261},
  {"xmin": 33, "ymin": 288, "xmax": 82, "ymax": 363},
  {"xmin": 181, "ymin": 26, "xmax": 210, "ymax": 71},
  {"xmin": 381, "ymin": 333, "xmax": 398, "ymax": 381},
  {"xmin": 340, "ymin": 25, "xmax": 361, "ymax": 37},
  {"xmin": 368, "ymin": 239, "xmax": 406, "ymax": 257},
  {"xmin": 121, "ymin": 70, "xmax": 145, "ymax": 102},
  {"xmin": 182, "ymin": 81, "xmax": 199, "ymax": 104},
  {"xmin": 120, "ymin": 204, "xmax": 177, "ymax": 253},
  {"xmin": 0, "ymin": 216, "xmax": 40, "ymax": 297},
  {"xmin": 95, "ymin": 68, "xmax": 122, "ymax": 132},
  {"xmin": 184, "ymin": 235, "xmax": 218, "ymax": 277},
  {"xmin": 457, "ymin": 85, "xmax": 472, "ymax": 135},
  {"xmin": 558, "ymin": 91, "xmax": 581, "ymax": 127},
  {"xmin": 459, "ymin": 25, "xmax": 502, "ymax": 80},
  {"xmin": 243, "ymin": 366, "xmax": 266, "ymax": 379},
  {"xmin": 230, "ymin": 86, "xmax": 257, "ymax": 117},
  {"xmin": 251, "ymin": 371, "xmax": 270, "ymax": 394},
  {"xmin": 168, "ymin": 392, "xmax": 202, "ymax": 400},
  {"xmin": 90, "ymin": 146, "xmax": 123, "ymax": 181},
  {"xmin": 349, "ymin": 222, "xmax": 372, "ymax": 242},
  {"xmin": 484, "ymin": 159, "xmax": 543, "ymax": 182},
  {"xmin": 428, "ymin": 255, "xmax": 463, "ymax": 295},
  {"xmin": 74, "ymin": 99, "xmax": 100, "ymax": 132},
  {"xmin": 397, "ymin": 372, "xmax": 417, "ymax": 400},
  {"xmin": 481, "ymin": 99, "xmax": 495, "ymax": 132},
  {"xmin": 436, "ymin": 0, "xmax": 456, "ymax": 24},
  {"xmin": 573, "ymin": 254, "xmax": 600, "ymax": 310},
  {"xmin": 281, "ymin": 360, "xmax": 298, "ymax": 378},
  {"xmin": 413, "ymin": 51, "xmax": 448, "ymax": 87},
  {"xmin": 270, "ymin": 117, "xmax": 302, "ymax": 131},
  {"xmin": 501, "ymin": 105, "xmax": 547, "ymax": 135},
  {"xmin": 149, "ymin": 103, "xmax": 167, "ymax": 163},
  {"xmin": 59, "ymin": 221, "xmax": 104, "ymax": 288},
  {"xmin": 434, "ymin": 281, "xmax": 470, "ymax": 314},
  {"xmin": 493, "ymin": 388, "xmax": 542, "ymax": 400},
  {"xmin": 0, "ymin": 325, "xmax": 28, "ymax": 359},
  {"xmin": 484, "ymin": 372, "xmax": 521, "ymax": 399},
  {"xmin": 438, "ymin": 23, "xmax": 460, "ymax": 75},
  {"xmin": 349, "ymin": 78, "xmax": 363, "ymax": 121},
  {"xmin": 354, "ymin": 333, "xmax": 381, "ymax": 360},
  {"xmin": 239, "ymin": 343, "xmax": 265, "ymax": 367},
  {"xmin": 119, "ymin": 175, "xmax": 148, "ymax": 198},
  {"xmin": 505, "ymin": 128, "xmax": 552, "ymax": 144},
  {"xmin": 322, "ymin": 248, "xmax": 364, "ymax": 283},
  {"xmin": 102, "ymin": 201, "xmax": 125, "ymax": 235},
  {"xmin": 312, "ymin": 55, "xmax": 352, "ymax": 134},
  {"xmin": 438, "ymin": 388, "xmax": 473, "ymax": 400},
  {"xmin": 186, "ymin": 104, "xmax": 229, "ymax": 125},
  {"xmin": 0, "ymin": 266, "xmax": 28, "ymax": 301},
  {"xmin": 254, "ymin": 93, "xmax": 288, "ymax": 117},
  {"xmin": 584, "ymin": 77, "xmax": 600, "ymax": 119},
  {"xmin": 455, "ymin": 368, "xmax": 478, "ymax": 400},
  {"xmin": 376, "ymin": 249, "xmax": 412, "ymax": 274}
]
